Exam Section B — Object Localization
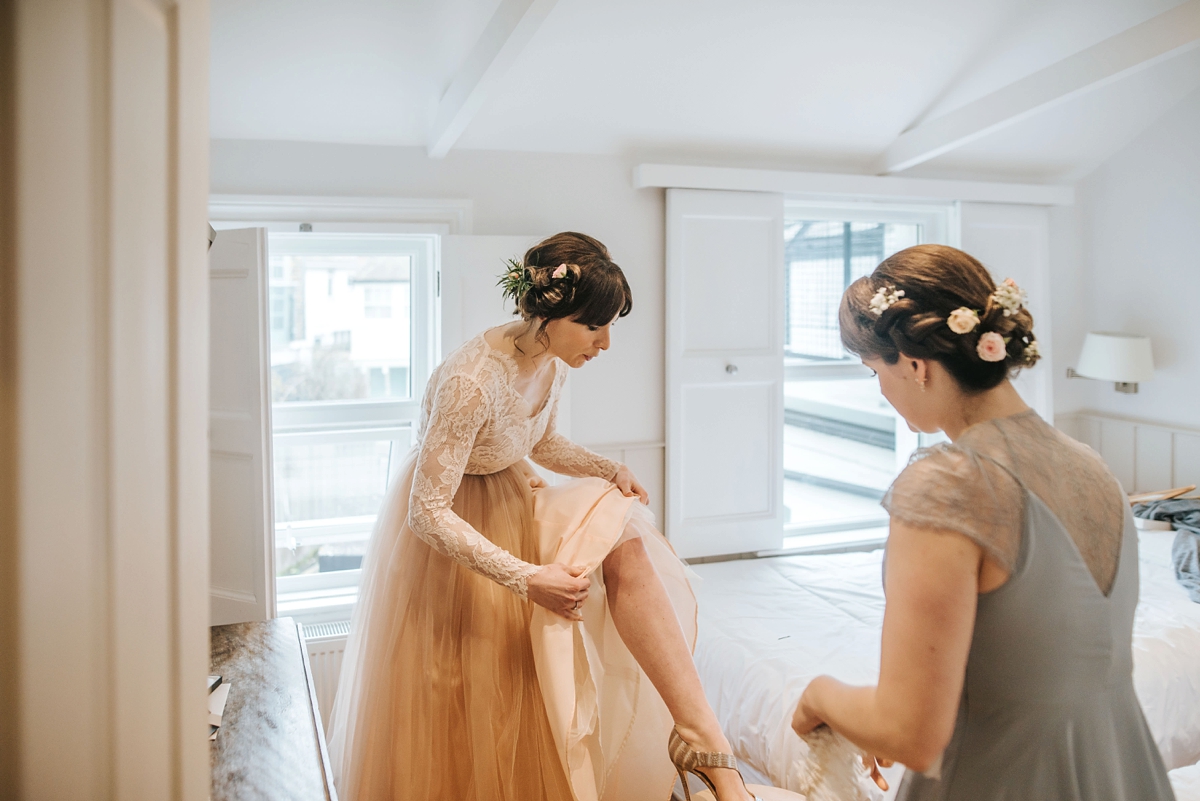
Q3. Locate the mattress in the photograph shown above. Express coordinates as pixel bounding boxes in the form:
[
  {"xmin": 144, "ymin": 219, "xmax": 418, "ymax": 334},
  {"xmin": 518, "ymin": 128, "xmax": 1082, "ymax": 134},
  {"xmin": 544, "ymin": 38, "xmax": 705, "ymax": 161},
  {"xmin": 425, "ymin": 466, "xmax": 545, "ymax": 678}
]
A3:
[{"xmin": 690, "ymin": 530, "xmax": 1200, "ymax": 794}]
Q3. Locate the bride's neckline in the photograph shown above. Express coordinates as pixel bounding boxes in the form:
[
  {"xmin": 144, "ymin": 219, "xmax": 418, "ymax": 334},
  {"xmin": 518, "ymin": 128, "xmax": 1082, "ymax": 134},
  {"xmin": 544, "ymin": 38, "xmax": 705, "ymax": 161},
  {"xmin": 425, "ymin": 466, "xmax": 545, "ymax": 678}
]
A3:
[{"xmin": 479, "ymin": 327, "xmax": 558, "ymax": 418}]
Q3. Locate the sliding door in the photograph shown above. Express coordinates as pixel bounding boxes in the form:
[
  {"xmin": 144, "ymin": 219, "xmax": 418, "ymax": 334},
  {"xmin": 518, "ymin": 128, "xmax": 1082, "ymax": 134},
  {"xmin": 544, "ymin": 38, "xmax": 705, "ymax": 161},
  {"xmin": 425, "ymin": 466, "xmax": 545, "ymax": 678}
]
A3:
[{"xmin": 666, "ymin": 190, "xmax": 785, "ymax": 559}]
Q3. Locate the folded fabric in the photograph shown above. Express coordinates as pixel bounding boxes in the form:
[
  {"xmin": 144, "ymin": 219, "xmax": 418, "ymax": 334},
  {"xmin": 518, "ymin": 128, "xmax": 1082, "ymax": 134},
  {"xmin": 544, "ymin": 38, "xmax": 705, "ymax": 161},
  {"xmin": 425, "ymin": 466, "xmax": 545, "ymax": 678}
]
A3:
[{"xmin": 1134, "ymin": 500, "xmax": 1200, "ymax": 603}]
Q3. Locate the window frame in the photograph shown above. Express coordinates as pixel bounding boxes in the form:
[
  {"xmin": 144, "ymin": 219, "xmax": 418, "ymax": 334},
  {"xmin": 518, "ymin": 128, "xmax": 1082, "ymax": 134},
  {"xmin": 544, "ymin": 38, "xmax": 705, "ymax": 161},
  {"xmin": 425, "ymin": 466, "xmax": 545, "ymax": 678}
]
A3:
[{"xmin": 211, "ymin": 208, "xmax": 453, "ymax": 626}]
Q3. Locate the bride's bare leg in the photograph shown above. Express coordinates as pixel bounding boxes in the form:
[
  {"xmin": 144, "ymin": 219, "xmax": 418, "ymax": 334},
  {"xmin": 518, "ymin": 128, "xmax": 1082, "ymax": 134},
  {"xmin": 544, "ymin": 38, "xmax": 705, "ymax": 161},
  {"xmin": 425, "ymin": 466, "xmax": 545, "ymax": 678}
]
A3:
[{"xmin": 603, "ymin": 537, "xmax": 753, "ymax": 801}]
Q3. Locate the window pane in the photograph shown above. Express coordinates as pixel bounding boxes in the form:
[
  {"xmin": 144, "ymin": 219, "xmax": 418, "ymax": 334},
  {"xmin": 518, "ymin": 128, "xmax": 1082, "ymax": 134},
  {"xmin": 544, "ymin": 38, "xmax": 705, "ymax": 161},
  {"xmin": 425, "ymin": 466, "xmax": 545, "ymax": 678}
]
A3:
[
  {"xmin": 272, "ymin": 433, "xmax": 409, "ymax": 577},
  {"xmin": 267, "ymin": 252, "xmax": 413, "ymax": 402},
  {"xmin": 784, "ymin": 221, "xmax": 919, "ymax": 360},
  {"xmin": 782, "ymin": 216, "xmax": 922, "ymax": 537}
]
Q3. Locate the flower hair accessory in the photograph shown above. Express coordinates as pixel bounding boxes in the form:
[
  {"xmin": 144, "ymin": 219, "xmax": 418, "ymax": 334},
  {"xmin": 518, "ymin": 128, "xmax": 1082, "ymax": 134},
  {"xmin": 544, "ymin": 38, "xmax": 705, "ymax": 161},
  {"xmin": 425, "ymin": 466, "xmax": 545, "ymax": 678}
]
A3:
[
  {"xmin": 947, "ymin": 307, "xmax": 980, "ymax": 334},
  {"xmin": 977, "ymin": 332, "xmax": 1008, "ymax": 362},
  {"xmin": 497, "ymin": 258, "xmax": 533, "ymax": 305},
  {"xmin": 869, "ymin": 285, "xmax": 904, "ymax": 316},
  {"xmin": 991, "ymin": 278, "xmax": 1027, "ymax": 317},
  {"xmin": 552, "ymin": 263, "xmax": 568, "ymax": 280}
]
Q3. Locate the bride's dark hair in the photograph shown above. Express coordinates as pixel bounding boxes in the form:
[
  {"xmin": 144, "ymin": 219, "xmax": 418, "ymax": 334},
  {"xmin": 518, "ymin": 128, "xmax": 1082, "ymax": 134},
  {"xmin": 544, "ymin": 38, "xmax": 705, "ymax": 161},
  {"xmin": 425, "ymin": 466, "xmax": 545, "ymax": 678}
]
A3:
[
  {"xmin": 513, "ymin": 232, "xmax": 632, "ymax": 335},
  {"xmin": 839, "ymin": 244, "xmax": 1040, "ymax": 392}
]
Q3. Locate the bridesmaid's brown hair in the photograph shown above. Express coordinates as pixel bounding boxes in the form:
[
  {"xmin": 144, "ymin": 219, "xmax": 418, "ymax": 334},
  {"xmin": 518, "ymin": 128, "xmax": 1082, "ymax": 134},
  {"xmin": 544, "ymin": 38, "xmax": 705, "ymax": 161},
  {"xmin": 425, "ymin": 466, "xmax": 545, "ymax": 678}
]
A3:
[{"xmin": 839, "ymin": 244, "xmax": 1039, "ymax": 392}]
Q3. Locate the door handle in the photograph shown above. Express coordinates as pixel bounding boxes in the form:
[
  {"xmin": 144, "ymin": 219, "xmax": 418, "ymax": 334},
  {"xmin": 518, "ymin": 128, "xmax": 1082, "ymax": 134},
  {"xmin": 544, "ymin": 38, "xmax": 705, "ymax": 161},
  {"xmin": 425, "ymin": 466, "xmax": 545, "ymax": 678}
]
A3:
[{"xmin": 725, "ymin": 364, "xmax": 739, "ymax": 376}]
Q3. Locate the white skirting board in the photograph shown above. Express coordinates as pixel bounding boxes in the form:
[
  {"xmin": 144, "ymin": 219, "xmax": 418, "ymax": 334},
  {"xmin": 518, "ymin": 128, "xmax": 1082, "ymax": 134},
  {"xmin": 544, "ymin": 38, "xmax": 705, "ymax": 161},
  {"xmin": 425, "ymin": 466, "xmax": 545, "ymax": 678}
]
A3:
[
  {"xmin": 302, "ymin": 621, "xmax": 351, "ymax": 734},
  {"xmin": 1057, "ymin": 412, "xmax": 1200, "ymax": 494}
]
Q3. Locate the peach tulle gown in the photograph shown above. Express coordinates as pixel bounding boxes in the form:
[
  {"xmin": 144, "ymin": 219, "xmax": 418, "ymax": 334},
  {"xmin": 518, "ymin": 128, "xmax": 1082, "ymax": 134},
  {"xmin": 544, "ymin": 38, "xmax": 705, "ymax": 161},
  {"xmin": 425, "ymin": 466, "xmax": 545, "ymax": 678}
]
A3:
[{"xmin": 326, "ymin": 331, "xmax": 697, "ymax": 801}]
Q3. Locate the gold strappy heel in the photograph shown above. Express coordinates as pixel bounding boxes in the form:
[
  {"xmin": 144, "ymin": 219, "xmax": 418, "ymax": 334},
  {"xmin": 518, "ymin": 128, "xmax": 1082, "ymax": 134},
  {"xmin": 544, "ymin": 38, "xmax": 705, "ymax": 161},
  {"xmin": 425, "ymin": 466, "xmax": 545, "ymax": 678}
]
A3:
[{"xmin": 668, "ymin": 727, "xmax": 763, "ymax": 801}]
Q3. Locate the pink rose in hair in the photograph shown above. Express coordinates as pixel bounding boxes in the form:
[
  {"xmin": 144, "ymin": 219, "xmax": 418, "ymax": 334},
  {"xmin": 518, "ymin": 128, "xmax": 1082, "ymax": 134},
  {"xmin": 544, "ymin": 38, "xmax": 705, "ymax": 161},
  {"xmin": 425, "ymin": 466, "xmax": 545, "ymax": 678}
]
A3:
[
  {"xmin": 552, "ymin": 263, "xmax": 568, "ymax": 279},
  {"xmin": 977, "ymin": 332, "xmax": 1007, "ymax": 362}
]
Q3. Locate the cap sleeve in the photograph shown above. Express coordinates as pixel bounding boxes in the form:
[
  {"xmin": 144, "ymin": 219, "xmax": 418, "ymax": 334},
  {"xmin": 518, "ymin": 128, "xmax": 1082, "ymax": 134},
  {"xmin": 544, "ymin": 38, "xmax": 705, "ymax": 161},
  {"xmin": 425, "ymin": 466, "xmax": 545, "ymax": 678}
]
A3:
[{"xmin": 883, "ymin": 443, "xmax": 1023, "ymax": 572}]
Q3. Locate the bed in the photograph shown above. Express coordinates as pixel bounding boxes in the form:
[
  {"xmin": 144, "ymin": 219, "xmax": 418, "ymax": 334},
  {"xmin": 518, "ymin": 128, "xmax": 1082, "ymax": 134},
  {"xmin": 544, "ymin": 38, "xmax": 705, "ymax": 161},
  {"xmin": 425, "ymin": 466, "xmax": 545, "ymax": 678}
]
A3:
[{"xmin": 690, "ymin": 529, "xmax": 1200, "ymax": 797}]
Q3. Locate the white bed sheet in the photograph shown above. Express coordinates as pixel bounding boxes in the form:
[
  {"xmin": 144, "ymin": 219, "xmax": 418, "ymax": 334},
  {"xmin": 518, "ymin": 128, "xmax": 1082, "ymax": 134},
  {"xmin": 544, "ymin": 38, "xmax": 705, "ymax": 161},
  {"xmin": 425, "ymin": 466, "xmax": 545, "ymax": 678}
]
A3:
[{"xmin": 691, "ymin": 530, "xmax": 1200, "ymax": 794}]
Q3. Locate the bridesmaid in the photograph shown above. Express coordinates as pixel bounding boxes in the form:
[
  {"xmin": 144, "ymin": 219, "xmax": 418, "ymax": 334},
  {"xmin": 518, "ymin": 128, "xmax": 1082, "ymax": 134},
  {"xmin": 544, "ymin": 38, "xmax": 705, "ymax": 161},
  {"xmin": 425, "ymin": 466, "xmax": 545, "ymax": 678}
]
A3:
[
  {"xmin": 327, "ymin": 232, "xmax": 761, "ymax": 801},
  {"xmin": 790, "ymin": 244, "xmax": 1173, "ymax": 800}
]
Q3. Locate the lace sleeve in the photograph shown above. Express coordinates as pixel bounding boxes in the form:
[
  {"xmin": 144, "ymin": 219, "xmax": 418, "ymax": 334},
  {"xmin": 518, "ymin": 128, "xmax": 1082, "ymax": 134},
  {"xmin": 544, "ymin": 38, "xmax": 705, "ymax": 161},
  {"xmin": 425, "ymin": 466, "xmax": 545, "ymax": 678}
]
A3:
[
  {"xmin": 530, "ymin": 377, "xmax": 620, "ymax": 479},
  {"xmin": 408, "ymin": 372, "xmax": 541, "ymax": 598},
  {"xmin": 882, "ymin": 444, "xmax": 1024, "ymax": 572}
]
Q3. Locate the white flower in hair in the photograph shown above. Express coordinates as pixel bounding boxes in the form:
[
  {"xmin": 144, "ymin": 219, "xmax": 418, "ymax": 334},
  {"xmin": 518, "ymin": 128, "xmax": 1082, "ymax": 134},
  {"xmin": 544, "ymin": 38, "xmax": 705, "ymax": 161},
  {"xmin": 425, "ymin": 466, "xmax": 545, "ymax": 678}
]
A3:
[
  {"xmin": 947, "ymin": 307, "xmax": 980, "ymax": 334},
  {"xmin": 869, "ymin": 285, "xmax": 904, "ymax": 316},
  {"xmin": 991, "ymin": 278, "xmax": 1027, "ymax": 317},
  {"xmin": 1024, "ymin": 340, "xmax": 1040, "ymax": 361}
]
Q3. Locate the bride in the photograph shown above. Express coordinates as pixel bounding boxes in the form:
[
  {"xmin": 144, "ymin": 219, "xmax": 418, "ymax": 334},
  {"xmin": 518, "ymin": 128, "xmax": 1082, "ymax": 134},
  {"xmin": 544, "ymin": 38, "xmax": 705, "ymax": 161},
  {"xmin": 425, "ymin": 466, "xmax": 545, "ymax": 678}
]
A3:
[{"xmin": 326, "ymin": 232, "xmax": 760, "ymax": 801}]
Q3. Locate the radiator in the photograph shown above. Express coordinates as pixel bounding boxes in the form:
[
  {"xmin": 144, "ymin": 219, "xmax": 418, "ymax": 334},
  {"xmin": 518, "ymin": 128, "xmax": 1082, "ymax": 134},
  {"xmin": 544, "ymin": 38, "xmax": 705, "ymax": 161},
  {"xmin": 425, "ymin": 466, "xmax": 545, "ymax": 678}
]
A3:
[{"xmin": 302, "ymin": 620, "xmax": 351, "ymax": 735}]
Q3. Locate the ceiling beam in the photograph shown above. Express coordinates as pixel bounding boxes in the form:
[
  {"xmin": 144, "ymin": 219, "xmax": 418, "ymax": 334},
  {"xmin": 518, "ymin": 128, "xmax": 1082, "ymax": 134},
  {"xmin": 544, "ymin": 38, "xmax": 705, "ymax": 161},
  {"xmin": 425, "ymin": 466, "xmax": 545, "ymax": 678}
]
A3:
[
  {"xmin": 879, "ymin": 0, "xmax": 1200, "ymax": 174},
  {"xmin": 426, "ymin": 0, "xmax": 559, "ymax": 159}
]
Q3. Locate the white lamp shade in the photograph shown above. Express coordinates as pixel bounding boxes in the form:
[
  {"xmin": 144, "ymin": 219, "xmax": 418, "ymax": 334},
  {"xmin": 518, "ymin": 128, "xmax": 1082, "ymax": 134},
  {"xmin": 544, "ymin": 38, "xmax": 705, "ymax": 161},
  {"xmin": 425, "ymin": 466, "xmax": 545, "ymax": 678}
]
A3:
[{"xmin": 1075, "ymin": 332, "xmax": 1154, "ymax": 383}]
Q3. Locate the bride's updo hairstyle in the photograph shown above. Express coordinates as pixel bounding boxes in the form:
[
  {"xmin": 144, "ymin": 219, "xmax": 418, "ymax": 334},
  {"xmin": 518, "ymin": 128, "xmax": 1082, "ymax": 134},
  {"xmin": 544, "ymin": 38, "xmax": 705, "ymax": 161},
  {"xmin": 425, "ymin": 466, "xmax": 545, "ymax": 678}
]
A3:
[
  {"xmin": 508, "ymin": 232, "xmax": 632, "ymax": 342},
  {"xmin": 839, "ymin": 244, "xmax": 1040, "ymax": 392}
]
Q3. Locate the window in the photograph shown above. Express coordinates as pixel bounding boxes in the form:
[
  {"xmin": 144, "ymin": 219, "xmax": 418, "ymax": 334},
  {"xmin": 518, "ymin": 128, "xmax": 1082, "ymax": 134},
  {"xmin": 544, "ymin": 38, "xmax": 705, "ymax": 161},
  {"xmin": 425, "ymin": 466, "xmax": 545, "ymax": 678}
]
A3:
[
  {"xmin": 267, "ymin": 232, "xmax": 437, "ymax": 624},
  {"xmin": 785, "ymin": 221, "xmax": 919, "ymax": 360},
  {"xmin": 363, "ymin": 285, "xmax": 393, "ymax": 319},
  {"xmin": 781, "ymin": 203, "xmax": 949, "ymax": 548}
]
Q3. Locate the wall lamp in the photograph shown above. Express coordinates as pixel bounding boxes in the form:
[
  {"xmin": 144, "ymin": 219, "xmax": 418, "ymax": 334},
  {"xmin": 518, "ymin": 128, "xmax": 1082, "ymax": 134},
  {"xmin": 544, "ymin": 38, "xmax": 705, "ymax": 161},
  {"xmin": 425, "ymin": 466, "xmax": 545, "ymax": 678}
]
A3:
[{"xmin": 1066, "ymin": 331, "xmax": 1154, "ymax": 394}]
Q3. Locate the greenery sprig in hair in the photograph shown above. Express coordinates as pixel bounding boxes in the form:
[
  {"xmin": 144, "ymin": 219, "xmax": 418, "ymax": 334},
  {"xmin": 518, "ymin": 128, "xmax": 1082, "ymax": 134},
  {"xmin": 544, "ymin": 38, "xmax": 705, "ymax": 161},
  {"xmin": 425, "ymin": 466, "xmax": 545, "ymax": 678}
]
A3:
[{"xmin": 497, "ymin": 258, "xmax": 532, "ymax": 305}]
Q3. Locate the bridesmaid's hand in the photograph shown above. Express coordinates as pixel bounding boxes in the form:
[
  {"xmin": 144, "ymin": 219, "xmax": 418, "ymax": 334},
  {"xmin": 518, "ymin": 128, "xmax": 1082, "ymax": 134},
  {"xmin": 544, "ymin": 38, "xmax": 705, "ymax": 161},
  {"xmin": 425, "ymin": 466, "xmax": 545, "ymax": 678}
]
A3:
[
  {"xmin": 861, "ymin": 754, "xmax": 894, "ymax": 792},
  {"xmin": 793, "ymin": 680, "xmax": 893, "ymax": 792},
  {"xmin": 791, "ymin": 682, "xmax": 824, "ymax": 736},
  {"xmin": 527, "ymin": 563, "xmax": 590, "ymax": 621},
  {"xmin": 610, "ymin": 464, "xmax": 649, "ymax": 505}
]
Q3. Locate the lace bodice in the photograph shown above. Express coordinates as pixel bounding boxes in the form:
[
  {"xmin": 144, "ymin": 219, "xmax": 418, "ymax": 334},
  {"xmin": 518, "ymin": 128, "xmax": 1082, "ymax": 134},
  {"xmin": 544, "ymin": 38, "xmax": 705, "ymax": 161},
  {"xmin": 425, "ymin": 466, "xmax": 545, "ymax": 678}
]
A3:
[
  {"xmin": 883, "ymin": 410, "xmax": 1127, "ymax": 594},
  {"xmin": 408, "ymin": 332, "xmax": 622, "ymax": 598}
]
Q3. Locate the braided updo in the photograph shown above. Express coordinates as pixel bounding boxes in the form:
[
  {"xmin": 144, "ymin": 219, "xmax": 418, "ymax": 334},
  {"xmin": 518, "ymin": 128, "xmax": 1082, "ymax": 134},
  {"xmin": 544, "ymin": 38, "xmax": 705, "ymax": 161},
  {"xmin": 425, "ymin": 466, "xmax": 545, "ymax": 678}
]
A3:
[
  {"xmin": 839, "ymin": 244, "xmax": 1040, "ymax": 392},
  {"xmin": 506, "ymin": 232, "xmax": 632, "ymax": 339}
]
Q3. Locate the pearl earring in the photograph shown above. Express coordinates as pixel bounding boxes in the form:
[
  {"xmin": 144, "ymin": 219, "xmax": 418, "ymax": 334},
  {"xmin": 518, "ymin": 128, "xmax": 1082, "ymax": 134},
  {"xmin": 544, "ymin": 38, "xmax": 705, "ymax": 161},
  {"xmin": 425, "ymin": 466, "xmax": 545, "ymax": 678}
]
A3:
[{"xmin": 918, "ymin": 378, "xmax": 927, "ymax": 392}]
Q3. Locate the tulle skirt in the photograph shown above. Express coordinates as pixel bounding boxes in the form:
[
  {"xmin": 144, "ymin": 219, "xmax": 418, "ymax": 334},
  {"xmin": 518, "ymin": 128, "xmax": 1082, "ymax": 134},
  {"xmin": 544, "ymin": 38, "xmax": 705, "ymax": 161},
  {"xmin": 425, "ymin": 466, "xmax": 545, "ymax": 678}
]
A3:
[{"xmin": 326, "ymin": 453, "xmax": 697, "ymax": 801}]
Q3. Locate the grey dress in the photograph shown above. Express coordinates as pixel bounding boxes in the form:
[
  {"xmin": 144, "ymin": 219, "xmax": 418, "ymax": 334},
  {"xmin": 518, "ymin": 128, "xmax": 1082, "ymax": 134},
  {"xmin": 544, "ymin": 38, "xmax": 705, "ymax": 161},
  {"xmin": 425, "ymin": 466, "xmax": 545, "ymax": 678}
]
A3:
[{"xmin": 885, "ymin": 411, "xmax": 1174, "ymax": 801}]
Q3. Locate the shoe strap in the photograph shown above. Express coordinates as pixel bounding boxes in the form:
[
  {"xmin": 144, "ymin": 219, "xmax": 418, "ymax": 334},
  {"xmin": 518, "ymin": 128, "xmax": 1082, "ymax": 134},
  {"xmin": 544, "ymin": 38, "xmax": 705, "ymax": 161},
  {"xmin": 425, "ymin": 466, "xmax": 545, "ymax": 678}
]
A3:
[{"xmin": 691, "ymin": 750, "xmax": 738, "ymax": 770}]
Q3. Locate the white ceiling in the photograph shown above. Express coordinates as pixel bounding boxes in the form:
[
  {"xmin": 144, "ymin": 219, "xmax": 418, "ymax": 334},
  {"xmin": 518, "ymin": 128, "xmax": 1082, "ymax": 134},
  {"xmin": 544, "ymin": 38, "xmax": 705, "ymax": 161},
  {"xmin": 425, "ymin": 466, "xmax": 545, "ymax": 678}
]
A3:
[{"xmin": 210, "ymin": 0, "xmax": 1200, "ymax": 182}]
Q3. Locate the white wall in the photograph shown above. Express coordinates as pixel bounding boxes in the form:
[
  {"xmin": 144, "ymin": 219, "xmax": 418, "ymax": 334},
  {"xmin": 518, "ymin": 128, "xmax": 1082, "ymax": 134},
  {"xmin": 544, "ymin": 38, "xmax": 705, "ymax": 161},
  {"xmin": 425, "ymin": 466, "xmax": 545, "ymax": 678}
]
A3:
[
  {"xmin": 1051, "ymin": 89, "xmax": 1200, "ymax": 429},
  {"xmin": 211, "ymin": 140, "xmax": 665, "ymax": 448}
]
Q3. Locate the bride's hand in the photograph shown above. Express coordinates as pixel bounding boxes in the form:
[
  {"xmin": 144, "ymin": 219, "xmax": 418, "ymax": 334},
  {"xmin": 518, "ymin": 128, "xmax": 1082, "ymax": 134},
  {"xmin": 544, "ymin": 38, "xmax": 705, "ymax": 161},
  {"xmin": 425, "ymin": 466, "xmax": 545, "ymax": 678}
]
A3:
[
  {"xmin": 527, "ymin": 563, "xmax": 590, "ymax": 621},
  {"xmin": 610, "ymin": 464, "xmax": 649, "ymax": 504}
]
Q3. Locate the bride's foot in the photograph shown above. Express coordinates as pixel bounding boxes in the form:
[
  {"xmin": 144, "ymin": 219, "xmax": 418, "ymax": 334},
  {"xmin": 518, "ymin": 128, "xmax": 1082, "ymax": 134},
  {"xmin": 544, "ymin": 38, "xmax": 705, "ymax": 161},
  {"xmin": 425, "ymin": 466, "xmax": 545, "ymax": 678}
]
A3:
[{"xmin": 670, "ymin": 725, "xmax": 757, "ymax": 801}]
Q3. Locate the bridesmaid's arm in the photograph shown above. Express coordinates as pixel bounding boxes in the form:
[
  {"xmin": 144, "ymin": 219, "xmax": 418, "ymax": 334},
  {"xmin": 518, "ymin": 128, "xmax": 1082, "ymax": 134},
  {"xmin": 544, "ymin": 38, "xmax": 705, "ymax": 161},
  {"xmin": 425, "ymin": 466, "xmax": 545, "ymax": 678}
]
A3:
[{"xmin": 792, "ymin": 519, "xmax": 980, "ymax": 772}]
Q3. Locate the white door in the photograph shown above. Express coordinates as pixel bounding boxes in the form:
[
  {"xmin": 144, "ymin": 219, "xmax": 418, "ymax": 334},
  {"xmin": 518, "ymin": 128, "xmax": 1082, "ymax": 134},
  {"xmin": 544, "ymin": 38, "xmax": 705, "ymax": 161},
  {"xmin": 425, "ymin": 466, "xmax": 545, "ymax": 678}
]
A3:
[
  {"xmin": 959, "ymin": 203, "xmax": 1054, "ymax": 420},
  {"xmin": 667, "ymin": 189, "xmax": 786, "ymax": 559},
  {"xmin": 209, "ymin": 228, "xmax": 275, "ymax": 625}
]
